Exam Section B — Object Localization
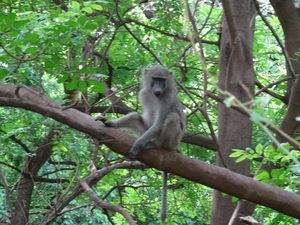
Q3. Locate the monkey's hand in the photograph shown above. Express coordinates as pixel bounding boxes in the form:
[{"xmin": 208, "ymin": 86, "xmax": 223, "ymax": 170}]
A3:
[{"xmin": 95, "ymin": 115, "xmax": 116, "ymax": 128}]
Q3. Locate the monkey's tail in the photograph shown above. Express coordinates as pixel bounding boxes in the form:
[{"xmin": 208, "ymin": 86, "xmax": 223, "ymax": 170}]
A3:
[{"xmin": 160, "ymin": 171, "xmax": 167, "ymax": 224}]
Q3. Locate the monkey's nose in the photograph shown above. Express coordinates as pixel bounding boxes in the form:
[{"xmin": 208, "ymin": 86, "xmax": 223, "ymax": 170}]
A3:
[{"xmin": 154, "ymin": 91, "xmax": 161, "ymax": 96}]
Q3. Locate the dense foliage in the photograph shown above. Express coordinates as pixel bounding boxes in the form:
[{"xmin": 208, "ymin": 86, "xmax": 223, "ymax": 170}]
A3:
[{"xmin": 0, "ymin": 1, "xmax": 300, "ymax": 225}]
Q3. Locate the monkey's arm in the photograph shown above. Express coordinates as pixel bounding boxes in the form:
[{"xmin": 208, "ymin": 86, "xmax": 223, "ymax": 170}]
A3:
[{"xmin": 96, "ymin": 112, "xmax": 147, "ymax": 135}]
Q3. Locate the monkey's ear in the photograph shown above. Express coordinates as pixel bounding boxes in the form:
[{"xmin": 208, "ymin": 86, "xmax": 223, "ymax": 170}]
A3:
[{"xmin": 144, "ymin": 68, "xmax": 149, "ymax": 73}]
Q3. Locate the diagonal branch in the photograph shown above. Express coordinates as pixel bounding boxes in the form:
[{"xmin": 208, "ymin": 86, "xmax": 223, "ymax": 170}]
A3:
[
  {"xmin": 80, "ymin": 180, "xmax": 136, "ymax": 225},
  {"xmin": 1, "ymin": 84, "xmax": 300, "ymax": 219}
]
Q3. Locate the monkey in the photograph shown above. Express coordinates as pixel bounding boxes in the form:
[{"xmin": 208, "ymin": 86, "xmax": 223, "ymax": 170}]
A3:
[{"xmin": 96, "ymin": 65, "xmax": 186, "ymax": 224}]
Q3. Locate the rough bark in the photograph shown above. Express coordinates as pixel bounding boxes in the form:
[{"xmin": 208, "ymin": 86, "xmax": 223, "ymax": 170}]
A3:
[
  {"xmin": 211, "ymin": 1, "xmax": 256, "ymax": 224},
  {"xmin": 269, "ymin": 0, "xmax": 300, "ymax": 139},
  {"xmin": 1, "ymin": 84, "xmax": 300, "ymax": 220},
  {"xmin": 270, "ymin": 0, "xmax": 300, "ymax": 102}
]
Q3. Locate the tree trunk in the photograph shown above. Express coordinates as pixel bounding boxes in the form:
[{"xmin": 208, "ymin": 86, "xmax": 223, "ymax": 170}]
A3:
[
  {"xmin": 258, "ymin": 0, "xmax": 300, "ymax": 212},
  {"xmin": 269, "ymin": 0, "xmax": 300, "ymax": 137},
  {"xmin": 211, "ymin": 1, "xmax": 256, "ymax": 224},
  {"xmin": 11, "ymin": 129, "xmax": 56, "ymax": 225},
  {"xmin": 270, "ymin": 0, "xmax": 300, "ymax": 103}
]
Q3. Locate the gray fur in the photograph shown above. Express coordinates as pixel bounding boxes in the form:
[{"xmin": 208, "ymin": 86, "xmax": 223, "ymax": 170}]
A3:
[{"xmin": 96, "ymin": 65, "xmax": 186, "ymax": 223}]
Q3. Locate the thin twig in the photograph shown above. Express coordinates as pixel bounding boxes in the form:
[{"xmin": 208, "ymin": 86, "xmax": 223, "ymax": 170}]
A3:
[
  {"xmin": 255, "ymin": 75, "xmax": 296, "ymax": 96},
  {"xmin": 80, "ymin": 180, "xmax": 136, "ymax": 225},
  {"xmin": 115, "ymin": 0, "xmax": 162, "ymax": 64}
]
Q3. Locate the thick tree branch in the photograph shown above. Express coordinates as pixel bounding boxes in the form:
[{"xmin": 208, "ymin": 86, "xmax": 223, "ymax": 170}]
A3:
[{"xmin": 1, "ymin": 84, "xmax": 300, "ymax": 219}]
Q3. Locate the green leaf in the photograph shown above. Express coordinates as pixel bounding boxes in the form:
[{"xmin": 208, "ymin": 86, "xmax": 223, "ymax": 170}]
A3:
[
  {"xmin": 1, "ymin": 123, "xmax": 13, "ymax": 132},
  {"xmin": 255, "ymin": 144, "xmax": 263, "ymax": 155},
  {"xmin": 72, "ymin": 1, "xmax": 81, "ymax": 11},
  {"xmin": 4, "ymin": 13, "xmax": 16, "ymax": 26},
  {"xmin": 87, "ymin": 79, "xmax": 105, "ymax": 93},
  {"xmin": 8, "ymin": 40, "xmax": 23, "ymax": 47},
  {"xmin": 52, "ymin": 145, "xmax": 59, "ymax": 152},
  {"xmin": 84, "ymin": 22, "xmax": 98, "ymax": 30},
  {"xmin": 0, "ymin": 13, "xmax": 5, "ymax": 21},
  {"xmin": 27, "ymin": 33, "xmax": 39, "ymax": 43},
  {"xmin": 26, "ymin": 46, "xmax": 38, "ymax": 54},
  {"xmin": 65, "ymin": 79, "xmax": 78, "ymax": 90},
  {"xmin": 263, "ymin": 145, "xmax": 275, "ymax": 158},
  {"xmin": 76, "ymin": 67, "xmax": 99, "ymax": 74},
  {"xmin": 57, "ymin": 74, "xmax": 70, "ymax": 83},
  {"xmin": 77, "ymin": 80, "xmax": 88, "ymax": 92},
  {"xmin": 65, "ymin": 20, "xmax": 78, "ymax": 29},
  {"xmin": 90, "ymin": 4, "xmax": 103, "ymax": 10},
  {"xmin": 229, "ymin": 149, "xmax": 244, "ymax": 158},
  {"xmin": 0, "ymin": 69, "xmax": 9, "ymax": 78},
  {"xmin": 221, "ymin": 192, "xmax": 228, "ymax": 197},
  {"xmin": 273, "ymin": 214, "xmax": 284, "ymax": 224},
  {"xmin": 265, "ymin": 145, "xmax": 275, "ymax": 152},
  {"xmin": 82, "ymin": 7, "xmax": 93, "ymax": 14},
  {"xmin": 255, "ymin": 170, "xmax": 270, "ymax": 181},
  {"xmin": 13, "ymin": 20, "xmax": 30, "ymax": 29},
  {"xmin": 231, "ymin": 196, "xmax": 239, "ymax": 202},
  {"xmin": 0, "ymin": 23, "xmax": 9, "ymax": 32},
  {"xmin": 60, "ymin": 145, "xmax": 69, "ymax": 152},
  {"xmin": 271, "ymin": 168, "xmax": 284, "ymax": 178},
  {"xmin": 77, "ymin": 15, "xmax": 87, "ymax": 26},
  {"xmin": 235, "ymin": 154, "xmax": 247, "ymax": 163}
]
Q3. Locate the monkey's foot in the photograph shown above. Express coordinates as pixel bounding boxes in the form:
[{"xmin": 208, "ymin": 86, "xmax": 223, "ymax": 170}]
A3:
[
  {"xmin": 95, "ymin": 116, "xmax": 115, "ymax": 127},
  {"xmin": 95, "ymin": 115, "xmax": 107, "ymax": 122}
]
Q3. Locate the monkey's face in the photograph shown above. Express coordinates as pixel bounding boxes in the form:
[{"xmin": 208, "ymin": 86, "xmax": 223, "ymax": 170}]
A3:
[{"xmin": 151, "ymin": 77, "xmax": 166, "ymax": 96}]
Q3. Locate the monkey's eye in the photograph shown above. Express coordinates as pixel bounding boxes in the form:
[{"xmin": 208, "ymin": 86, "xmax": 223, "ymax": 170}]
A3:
[
  {"xmin": 151, "ymin": 78, "xmax": 166, "ymax": 88},
  {"xmin": 152, "ymin": 77, "xmax": 166, "ymax": 82},
  {"xmin": 152, "ymin": 78, "xmax": 166, "ymax": 84}
]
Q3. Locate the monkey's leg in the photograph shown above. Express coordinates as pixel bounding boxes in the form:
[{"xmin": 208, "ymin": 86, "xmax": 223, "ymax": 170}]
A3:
[
  {"xmin": 128, "ymin": 112, "xmax": 182, "ymax": 159},
  {"xmin": 128, "ymin": 115, "xmax": 162, "ymax": 159},
  {"xmin": 159, "ymin": 112, "xmax": 182, "ymax": 149}
]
